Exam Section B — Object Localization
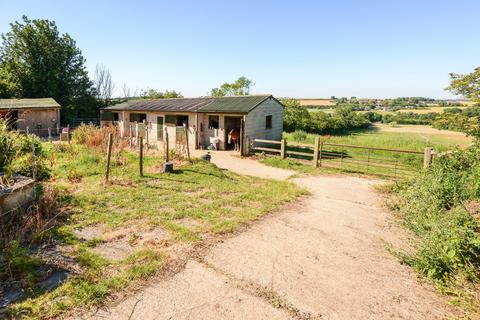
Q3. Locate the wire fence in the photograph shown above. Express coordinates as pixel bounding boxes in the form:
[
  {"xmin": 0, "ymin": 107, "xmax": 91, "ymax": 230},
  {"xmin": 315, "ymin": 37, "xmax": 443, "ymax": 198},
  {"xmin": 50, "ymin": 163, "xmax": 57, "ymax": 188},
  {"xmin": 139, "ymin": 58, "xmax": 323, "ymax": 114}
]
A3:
[{"xmin": 252, "ymin": 138, "xmax": 429, "ymax": 178}]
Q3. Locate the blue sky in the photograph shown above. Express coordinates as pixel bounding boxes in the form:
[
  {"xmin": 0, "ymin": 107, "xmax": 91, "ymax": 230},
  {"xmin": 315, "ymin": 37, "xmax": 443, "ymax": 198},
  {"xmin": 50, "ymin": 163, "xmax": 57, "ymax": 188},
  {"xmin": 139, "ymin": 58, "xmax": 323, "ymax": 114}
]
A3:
[{"xmin": 0, "ymin": 0, "xmax": 479, "ymax": 99}]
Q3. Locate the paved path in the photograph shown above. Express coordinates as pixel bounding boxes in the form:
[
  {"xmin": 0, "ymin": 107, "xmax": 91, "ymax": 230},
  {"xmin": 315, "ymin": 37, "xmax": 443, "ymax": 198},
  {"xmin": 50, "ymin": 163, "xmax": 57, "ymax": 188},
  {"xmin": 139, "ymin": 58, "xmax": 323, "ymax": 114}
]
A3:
[
  {"xmin": 192, "ymin": 150, "xmax": 295, "ymax": 180},
  {"xmin": 84, "ymin": 153, "xmax": 454, "ymax": 320}
]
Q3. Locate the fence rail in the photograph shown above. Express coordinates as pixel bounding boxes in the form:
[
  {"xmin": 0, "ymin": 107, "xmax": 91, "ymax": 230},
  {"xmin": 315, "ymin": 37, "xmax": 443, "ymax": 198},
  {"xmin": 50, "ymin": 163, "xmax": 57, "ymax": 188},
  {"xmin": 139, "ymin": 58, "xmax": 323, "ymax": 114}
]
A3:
[{"xmin": 251, "ymin": 138, "xmax": 431, "ymax": 178}]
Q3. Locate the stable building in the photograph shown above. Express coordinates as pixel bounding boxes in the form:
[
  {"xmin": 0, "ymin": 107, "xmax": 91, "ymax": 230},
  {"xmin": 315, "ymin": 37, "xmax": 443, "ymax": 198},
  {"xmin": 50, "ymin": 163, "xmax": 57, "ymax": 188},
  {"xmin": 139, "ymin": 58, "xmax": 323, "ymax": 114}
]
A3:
[
  {"xmin": 101, "ymin": 95, "xmax": 284, "ymax": 153},
  {"xmin": 0, "ymin": 98, "xmax": 61, "ymax": 136}
]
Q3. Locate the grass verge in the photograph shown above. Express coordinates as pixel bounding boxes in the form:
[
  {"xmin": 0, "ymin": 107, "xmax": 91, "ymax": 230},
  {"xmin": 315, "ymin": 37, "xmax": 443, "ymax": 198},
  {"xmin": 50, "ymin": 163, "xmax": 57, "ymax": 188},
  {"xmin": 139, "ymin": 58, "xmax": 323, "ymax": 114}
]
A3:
[{"xmin": 5, "ymin": 142, "xmax": 305, "ymax": 318}]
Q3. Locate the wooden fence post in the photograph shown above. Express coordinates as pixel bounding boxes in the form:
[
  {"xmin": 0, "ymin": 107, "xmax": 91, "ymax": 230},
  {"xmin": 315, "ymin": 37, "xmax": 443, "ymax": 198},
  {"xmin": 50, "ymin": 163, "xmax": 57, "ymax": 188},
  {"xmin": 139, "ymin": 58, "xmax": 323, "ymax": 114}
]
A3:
[
  {"xmin": 56, "ymin": 123, "xmax": 60, "ymax": 136},
  {"xmin": 105, "ymin": 133, "xmax": 113, "ymax": 182},
  {"xmin": 26, "ymin": 126, "xmax": 29, "ymax": 135},
  {"xmin": 67, "ymin": 124, "xmax": 71, "ymax": 144},
  {"xmin": 183, "ymin": 124, "xmax": 191, "ymax": 161},
  {"xmin": 280, "ymin": 139, "xmax": 286, "ymax": 159},
  {"xmin": 319, "ymin": 141, "xmax": 323, "ymax": 167},
  {"xmin": 48, "ymin": 127, "xmax": 52, "ymax": 142},
  {"xmin": 313, "ymin": 136, "xmax": 320, "ymax": 167},
  {"xmin": 32, "ymin": 134, "xmax": 36, "ymax": 198},
  {"xmin": 239, "ymin": 117, "xmax": 245, "ymax": 157},
  {"xmin": 139, "ymin": 136, "xmax": 144, "ymax": 176},
  {"xmin": 423, "ymin": 147, "xmax": 432, "ymax": 169},
  {"xmin": 165, "ymin": 127, "xmax": 170, "ymax": 162},
  {"xmin": 145, "ymin": 121, "xmax": 149, "ymax": 150},
  {"xmin": 135, "ymin": 122, "xmax": 139, "ymax": 146},
  {"xmin": 129, "ymin": 124, "xmax": 133, "ymax": 148}
]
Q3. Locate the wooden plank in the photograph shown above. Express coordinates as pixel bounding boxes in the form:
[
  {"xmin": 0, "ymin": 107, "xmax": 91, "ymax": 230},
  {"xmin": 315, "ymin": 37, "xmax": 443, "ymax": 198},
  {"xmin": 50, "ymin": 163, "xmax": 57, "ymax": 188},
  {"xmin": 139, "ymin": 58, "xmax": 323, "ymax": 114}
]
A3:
[
  {"xmin": 253, "ymin": 139, "xmax": 282, "ymax": 145},
  {"xmin": 287, "ymin": 150, "xmax": 313, "ymax": 157},
  {"xmin": 254, "ymin": 146, "xmax": 281, "ymax": 153}
]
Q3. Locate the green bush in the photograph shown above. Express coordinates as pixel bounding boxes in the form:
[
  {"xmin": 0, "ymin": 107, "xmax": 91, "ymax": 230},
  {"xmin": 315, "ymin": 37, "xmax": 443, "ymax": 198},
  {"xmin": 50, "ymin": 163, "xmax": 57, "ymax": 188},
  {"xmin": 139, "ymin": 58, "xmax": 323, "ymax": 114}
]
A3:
[
  {"xmin": 0, "ymin": 120, "xmax": 16, "ymax": 174},
  {"xmin": 0, "ymin": 120, "xmax": 50, "ymax": 182},
  {"xmin": 72, "ymin": 123, "xmax": 99, "ymax": 144},
  {"xmin": 291, "ymin": 130, "xmax": 307, "ymax": 142},
  {"xmin": 392, "ymin": 142, "xmax": 480, "ymax": 284}
]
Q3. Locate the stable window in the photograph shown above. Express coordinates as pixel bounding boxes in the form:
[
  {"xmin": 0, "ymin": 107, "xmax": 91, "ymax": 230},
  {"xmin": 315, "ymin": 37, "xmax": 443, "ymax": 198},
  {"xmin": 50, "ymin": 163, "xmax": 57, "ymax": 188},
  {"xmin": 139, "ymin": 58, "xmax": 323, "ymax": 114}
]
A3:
[
  {"xmin": 265, "ymin": 115, "xmax": 272, "ymax": 129},
  {"xmin": 208, "ymin": 115, "xmax": 219, "ymax": 129},
  {"xmin": 165, "ymin": 115, "xmax": 176, "ymax": 126},
  {"xmin": 112, "ymin": 112, "xmax": 119, "ymax": 122},
  {"xmin": 176, "ymin": 115, "xmax": 189, "ymax": 126},
  {"xmin": 129, "ymin": 113, "xmax": 146, "ymax": 123}
]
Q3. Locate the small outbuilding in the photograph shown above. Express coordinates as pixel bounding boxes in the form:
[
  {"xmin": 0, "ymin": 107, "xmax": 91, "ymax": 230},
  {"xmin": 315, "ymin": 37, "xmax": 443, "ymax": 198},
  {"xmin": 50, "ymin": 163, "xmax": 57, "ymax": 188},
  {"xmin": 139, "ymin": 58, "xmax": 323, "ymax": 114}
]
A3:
[
  {"xmin": 0, "ymin": 98, "xmax": 61, "ymax": 136},
  {"xmin": 101, "ymin": 95, "xmax": 284, "ymax": 153}
]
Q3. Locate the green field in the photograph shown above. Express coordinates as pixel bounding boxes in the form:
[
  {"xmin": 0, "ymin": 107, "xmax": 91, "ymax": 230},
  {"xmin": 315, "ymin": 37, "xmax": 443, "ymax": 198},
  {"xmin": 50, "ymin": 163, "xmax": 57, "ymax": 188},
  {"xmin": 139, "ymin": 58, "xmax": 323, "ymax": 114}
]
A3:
[{"xmin": 284, "ymin": 124, "xmax": 472, "ymax": 151}]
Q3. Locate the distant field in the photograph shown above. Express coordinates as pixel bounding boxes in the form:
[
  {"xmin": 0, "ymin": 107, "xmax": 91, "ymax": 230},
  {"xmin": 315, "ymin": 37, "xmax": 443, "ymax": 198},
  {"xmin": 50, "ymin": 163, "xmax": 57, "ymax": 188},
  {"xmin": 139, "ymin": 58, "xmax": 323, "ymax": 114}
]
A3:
[
  {"xmin": 299, "ymin": 99, "xmax": 336, "ymax": 107},
  {"xmin": 307, "ymin": 106, "xmax": 470, "ymax": 115},
  {"xmin": 398, "ymin": 106, "xmax": 468, "ymax": 114}
]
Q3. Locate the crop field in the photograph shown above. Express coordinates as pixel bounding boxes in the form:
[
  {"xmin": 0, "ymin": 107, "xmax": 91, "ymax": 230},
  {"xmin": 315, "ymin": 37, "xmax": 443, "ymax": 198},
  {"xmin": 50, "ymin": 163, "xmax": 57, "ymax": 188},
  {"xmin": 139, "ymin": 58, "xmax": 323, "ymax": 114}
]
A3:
[
  {"xmin": 298, "ymin": 98, "xmax": 335, "ymax": 107},
  {"xmin": 397, "ymin": 106, "xmax": 468, "ymax": 114}
]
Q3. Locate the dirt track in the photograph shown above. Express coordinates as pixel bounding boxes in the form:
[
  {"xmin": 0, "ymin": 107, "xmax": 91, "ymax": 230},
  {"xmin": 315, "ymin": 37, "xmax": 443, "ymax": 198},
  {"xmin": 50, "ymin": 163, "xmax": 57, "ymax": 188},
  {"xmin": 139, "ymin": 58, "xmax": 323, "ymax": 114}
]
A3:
[{"xmin": 82, "ymin": 152, "xmax": 455, "ymax": 319}]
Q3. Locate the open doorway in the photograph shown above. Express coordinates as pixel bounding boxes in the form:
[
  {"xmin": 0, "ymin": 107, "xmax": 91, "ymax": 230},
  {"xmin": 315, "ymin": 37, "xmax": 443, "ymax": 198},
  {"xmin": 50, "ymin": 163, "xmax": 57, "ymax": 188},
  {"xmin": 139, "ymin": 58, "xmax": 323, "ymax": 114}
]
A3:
[{"xmin": 224, "ymin": 116, "xmax": 242, "ymax": 150}]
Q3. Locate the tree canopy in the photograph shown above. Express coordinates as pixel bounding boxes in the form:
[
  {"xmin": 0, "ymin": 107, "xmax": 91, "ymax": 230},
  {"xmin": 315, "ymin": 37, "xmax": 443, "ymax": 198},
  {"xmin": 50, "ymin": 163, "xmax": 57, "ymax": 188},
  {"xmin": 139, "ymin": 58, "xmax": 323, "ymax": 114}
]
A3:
[
  {"xmin": 0, "ymin": 16, "xmax": 96, "ymax": 120},
  {"xmin": 210, "ymin": 76, "xmax": 254, "ymax": 97},
  {"xmin": 447, "ymin": 67, "xmax": 480, "ymax": 103}
]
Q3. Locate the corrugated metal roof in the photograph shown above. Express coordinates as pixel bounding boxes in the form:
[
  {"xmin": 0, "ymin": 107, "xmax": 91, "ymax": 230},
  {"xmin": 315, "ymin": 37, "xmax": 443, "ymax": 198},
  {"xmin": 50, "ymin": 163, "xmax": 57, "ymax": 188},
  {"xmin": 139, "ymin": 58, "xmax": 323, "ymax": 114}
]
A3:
[
  {"xmin": 0, "ymin": 98, "xmax": 60, "ymax": 110},
  {"xmin": 198, "ymin": 95, "xmax": 270, "ymax": 113},
  {"xmin": 104, "ymin": 95, "xmax": 272, "ymax": 114}
]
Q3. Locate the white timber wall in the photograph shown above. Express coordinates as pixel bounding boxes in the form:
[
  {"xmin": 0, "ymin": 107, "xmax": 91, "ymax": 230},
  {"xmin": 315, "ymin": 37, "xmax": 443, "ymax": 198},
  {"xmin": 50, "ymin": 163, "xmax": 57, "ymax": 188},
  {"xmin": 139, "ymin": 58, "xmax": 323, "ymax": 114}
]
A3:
[
  {"xmin": 118, "ymin": 111, "xmax": 196, "ymax": 149},
  {"xmin": 244, "ymin": 97, "xmax": 283, "ymax": 141}
]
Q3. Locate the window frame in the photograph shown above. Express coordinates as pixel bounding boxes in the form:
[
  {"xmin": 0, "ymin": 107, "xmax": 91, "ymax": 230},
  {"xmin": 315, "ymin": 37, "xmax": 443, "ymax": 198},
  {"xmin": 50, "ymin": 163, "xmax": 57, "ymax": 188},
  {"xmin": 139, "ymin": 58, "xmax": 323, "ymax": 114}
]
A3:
[
  {"xmin": 208, "ymin": 115, "xmax": 219, "ymax": 129},
  {"xmin": 129, "ymin": 113, "xmax": 147, "ymax": 123},
  {"xmin": 265, "ymin": 115, "xmax": 273, "ymax": 129}
]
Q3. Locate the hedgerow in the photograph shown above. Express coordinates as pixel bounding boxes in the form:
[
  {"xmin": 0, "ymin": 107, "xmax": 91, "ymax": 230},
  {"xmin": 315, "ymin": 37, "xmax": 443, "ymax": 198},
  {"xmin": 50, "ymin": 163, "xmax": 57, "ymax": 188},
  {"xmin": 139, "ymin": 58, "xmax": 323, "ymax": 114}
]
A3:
[{"xmin": 391, "ymin": 142, "xmax": 480, "ymax": 289}]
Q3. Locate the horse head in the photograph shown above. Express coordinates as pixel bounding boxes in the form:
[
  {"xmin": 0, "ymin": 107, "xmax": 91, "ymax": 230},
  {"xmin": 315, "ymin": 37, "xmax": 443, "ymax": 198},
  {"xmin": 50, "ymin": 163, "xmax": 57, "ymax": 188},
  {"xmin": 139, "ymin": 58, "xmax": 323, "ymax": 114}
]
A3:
[{"xmin": 227, "ymin": 129, "xmax": 234, "ymax": 144}]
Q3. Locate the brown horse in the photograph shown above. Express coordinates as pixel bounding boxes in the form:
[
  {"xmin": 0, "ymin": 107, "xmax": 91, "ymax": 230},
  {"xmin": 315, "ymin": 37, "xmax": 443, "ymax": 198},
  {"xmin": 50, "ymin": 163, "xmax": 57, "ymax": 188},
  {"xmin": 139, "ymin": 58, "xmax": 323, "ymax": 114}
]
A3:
[{"xmin": 227, "ymin": 128, "xmax": 240, "ymax": 151}]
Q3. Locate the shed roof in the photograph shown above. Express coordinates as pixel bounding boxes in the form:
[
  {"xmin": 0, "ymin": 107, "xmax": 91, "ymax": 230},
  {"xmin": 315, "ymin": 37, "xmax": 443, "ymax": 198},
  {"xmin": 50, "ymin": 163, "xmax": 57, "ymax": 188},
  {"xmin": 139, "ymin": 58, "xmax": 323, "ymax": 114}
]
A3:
[
  {"xmin": 104, "ymin": 95, "xmax": 273, "ymax": 114},
  {"xmin": 0, "ymin": 98, "xmax": 60, "ymax": 110}
]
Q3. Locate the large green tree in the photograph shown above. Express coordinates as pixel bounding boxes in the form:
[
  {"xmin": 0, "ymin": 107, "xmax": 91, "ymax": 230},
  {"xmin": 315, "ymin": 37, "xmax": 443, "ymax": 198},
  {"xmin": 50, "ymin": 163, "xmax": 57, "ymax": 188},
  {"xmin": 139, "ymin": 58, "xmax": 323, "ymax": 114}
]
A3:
[
  {"xmin": 447, "ymin": 67, "xmax": 480, "ymax": 103},
  {"xmin": 210, "ymin": 76, "xmax": 254, "ymax": 97},
  {"xmin": 445, "ymin": 67, "xmax": 480, "ymax": 137},
  {"xmin": 0, "ymin": 16, "xmax": 96, "ymax": 121}
]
